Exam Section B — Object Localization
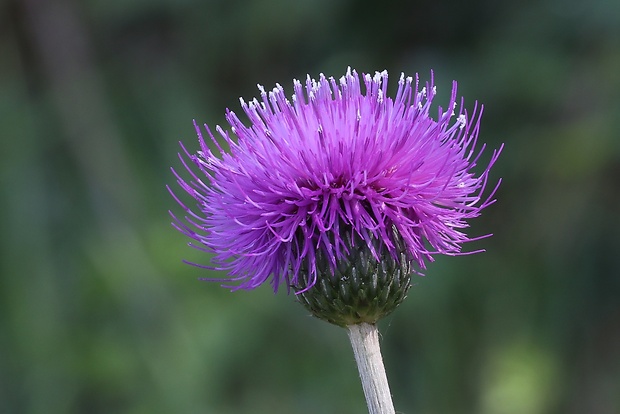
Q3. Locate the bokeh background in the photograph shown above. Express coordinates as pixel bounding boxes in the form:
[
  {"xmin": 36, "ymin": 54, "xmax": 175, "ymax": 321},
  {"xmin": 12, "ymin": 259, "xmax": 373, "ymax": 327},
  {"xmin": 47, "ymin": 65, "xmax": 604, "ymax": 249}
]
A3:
[{"xmin": 1, "ymin": 0, "xmax": 619, "ymax": 413}]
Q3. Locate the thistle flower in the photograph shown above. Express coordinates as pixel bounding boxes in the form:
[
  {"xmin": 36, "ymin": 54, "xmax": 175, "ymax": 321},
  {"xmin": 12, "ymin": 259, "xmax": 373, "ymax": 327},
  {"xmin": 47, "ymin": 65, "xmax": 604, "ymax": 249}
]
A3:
[
  {"xmin": 169, "ymin": 68, "xmax": 502, "ymax": 305},
  {"xmin": 170, "ymin": 68, "xmax": 502, "ymax": 414}
]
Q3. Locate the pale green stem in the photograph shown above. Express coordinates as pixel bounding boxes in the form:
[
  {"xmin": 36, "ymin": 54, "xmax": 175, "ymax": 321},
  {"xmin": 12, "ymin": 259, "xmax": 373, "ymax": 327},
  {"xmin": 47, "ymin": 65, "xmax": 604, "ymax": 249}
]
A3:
[{"xmin": 347, "ymin": 322, "xmax": 396, "ymax": 414}]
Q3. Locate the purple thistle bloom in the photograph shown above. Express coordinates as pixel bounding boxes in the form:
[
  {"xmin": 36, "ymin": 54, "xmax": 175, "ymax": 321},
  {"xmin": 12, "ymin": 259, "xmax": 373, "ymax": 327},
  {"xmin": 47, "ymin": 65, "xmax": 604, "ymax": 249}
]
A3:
[{"xmin": 169, "ymin": 68, "xmax": 502, "ymax": 293}]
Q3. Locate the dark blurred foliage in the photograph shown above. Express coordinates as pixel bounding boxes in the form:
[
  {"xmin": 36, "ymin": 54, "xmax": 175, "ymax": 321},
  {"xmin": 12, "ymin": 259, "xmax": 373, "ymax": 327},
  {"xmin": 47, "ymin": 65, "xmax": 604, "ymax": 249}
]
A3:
[{"xmin": 1, "ymin": 0, "xmax": 619, "ymax": 413}]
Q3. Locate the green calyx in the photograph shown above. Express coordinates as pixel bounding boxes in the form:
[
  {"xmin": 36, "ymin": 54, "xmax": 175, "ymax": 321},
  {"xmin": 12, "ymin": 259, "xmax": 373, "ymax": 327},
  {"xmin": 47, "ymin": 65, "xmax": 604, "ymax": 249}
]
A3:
[{"xmin": 293, "ymin": 229, "xmax": 413, "ymax": 327}]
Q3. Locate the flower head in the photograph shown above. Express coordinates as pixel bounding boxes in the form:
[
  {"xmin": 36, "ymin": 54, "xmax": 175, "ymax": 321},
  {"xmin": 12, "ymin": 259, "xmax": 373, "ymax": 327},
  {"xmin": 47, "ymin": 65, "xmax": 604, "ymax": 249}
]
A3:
[{"xmin": 169, "ymin": 68, "xmax": 502, "ymax": 295}]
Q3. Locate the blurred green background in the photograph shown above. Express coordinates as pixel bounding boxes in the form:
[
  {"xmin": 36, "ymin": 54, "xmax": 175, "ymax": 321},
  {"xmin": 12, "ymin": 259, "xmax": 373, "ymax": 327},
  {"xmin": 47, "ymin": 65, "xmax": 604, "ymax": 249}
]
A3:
[{"xmin": 1, "ymin": 0, "xmax": 619, "ymax": 413}]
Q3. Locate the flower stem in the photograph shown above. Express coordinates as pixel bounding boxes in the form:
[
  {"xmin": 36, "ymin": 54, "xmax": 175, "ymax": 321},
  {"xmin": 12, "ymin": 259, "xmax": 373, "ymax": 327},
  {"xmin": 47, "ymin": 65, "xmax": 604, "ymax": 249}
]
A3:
[{"xmin": 347, "ymin": 322, "xmax": 396, "ymax": 414}]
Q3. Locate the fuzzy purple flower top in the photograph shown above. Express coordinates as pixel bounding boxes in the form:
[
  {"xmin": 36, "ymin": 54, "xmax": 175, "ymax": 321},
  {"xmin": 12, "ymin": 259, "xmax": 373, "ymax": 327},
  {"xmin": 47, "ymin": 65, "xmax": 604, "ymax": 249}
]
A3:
[{"xmin": 170, "ymin": 68, "xmax": 502, "ymax": 293}]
